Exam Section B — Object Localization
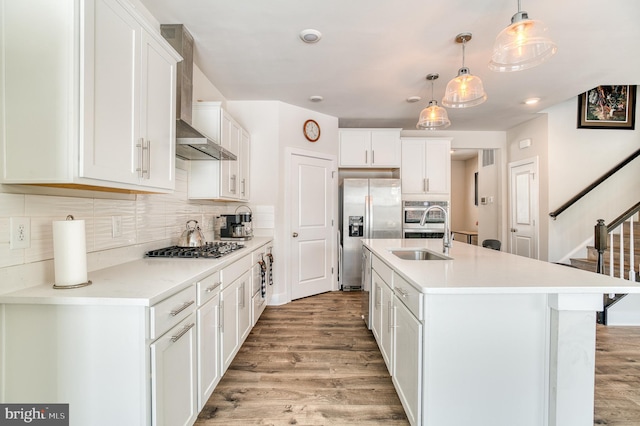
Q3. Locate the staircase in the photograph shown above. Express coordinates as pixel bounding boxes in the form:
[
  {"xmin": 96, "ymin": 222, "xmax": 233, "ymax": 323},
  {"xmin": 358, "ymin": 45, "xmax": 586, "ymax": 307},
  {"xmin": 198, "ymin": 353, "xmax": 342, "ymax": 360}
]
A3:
[
  {"xmin": 548, "ymin": 149, "xmax": 640, "ymax": 325},
  {"xmin": 570, "ymin": 221, "xmax": 640, "ymax": 281}
]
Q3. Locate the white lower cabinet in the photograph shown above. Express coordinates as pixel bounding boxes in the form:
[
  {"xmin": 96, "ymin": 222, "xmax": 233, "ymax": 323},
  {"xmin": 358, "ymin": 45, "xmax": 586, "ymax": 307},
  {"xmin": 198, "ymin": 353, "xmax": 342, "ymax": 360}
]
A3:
[
  {"xmin": 220, "ymin": 255, "xmax": 253, "ymax": 373},
  {"xmin": 371, "ymin": 269, "xmax": 393, "ymax": 374},
  {"xmin": 221, "ymin": 279, "xmax": 240, "ymax": 372},
  {"xmin": 251, "ymin": 246, "xmax": 268, "ymax": 326},
  {"xmin": 150, "ymin": 313, "xmax": 198, "ymax": 426},
  {"xmin": 370, "ymin": 256, "xmax": 424, "ymax": 426},
  {"xmin": 393, "ymin": 289, "xmax": 423, "ymax": 426},
  {"xmin": 0, "ymin": 240, "xmax": 274, "ymax": 426},
  {"xmin": 196, "ymin": 272, "xmax": 222, "ymax": 410}
]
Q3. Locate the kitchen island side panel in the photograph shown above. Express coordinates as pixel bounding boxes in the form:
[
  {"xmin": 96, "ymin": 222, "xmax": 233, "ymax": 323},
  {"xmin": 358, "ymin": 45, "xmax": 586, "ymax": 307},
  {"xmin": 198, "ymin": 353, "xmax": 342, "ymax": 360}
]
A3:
[
  {"xmin": 423, "ymin": 293, "xmax": 549, "ymax": 426},
  {"xmin": 2, "ymin": 304, "xmax": 149, "ymax": 426}
]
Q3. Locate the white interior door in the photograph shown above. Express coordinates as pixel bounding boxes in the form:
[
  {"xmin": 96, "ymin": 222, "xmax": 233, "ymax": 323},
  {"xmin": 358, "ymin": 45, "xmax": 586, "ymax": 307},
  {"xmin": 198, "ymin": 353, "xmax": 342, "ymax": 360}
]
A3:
[
  {"xmin": 509, "ymin": 158, "xmax": 539, "ymax": 258},
  {"xmin": 289, "ymin": 151, "xmax": 335, "ymax": 300}
]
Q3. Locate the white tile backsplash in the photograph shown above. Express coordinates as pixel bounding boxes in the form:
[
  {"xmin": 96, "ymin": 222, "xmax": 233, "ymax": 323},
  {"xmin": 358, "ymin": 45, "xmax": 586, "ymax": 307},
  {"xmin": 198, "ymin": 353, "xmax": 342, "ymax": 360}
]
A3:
[{"xmin": 0, "ymin": 167, "xmax": 274, "ymax": 294}]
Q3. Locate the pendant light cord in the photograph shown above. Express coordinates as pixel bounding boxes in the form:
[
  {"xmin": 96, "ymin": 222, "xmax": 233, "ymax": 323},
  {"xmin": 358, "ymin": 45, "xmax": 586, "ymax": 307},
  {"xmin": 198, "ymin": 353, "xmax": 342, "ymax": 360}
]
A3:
[{"xmin": 461, "ymin": 38, "xmax": 466, "ymax": 68}]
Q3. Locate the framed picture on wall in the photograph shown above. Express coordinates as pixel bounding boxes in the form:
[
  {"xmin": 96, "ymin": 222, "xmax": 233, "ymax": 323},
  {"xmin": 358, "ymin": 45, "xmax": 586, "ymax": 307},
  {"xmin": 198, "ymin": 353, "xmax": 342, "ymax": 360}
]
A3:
[{"xmin": 577, "ymin": 85, "xmax": 636, "ymax": 129}]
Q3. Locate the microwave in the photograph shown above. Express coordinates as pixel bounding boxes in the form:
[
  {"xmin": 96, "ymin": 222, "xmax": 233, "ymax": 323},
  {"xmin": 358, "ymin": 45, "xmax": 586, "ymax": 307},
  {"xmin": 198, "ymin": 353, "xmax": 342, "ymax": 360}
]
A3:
[{"xmin": 403, "ymin": 200, "xmax": 448, "ymax": 238}]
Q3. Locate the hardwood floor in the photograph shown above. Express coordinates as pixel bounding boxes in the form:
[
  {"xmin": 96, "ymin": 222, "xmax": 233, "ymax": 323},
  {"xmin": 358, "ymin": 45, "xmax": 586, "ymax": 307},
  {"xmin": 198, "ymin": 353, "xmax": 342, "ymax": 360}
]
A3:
[
  {"xmin": 594, "ymin": 325, "xmax": 640, "ymax": 425},
  {"xmin": 196, "ymin": 291, "xmax": 640, "ymax": 426},
  {"xmin": 196, "ymin": 291, "xmax": 408, "ymax": 425}
]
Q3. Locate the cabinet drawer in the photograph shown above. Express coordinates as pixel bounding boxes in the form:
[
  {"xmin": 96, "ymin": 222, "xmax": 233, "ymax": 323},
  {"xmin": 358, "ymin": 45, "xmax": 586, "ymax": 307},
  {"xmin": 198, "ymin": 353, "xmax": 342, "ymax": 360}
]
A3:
[
  {"xmin": 222, "ymin": 254, "xmax": 252, "ymax": 287},
  {"xmin": 252, "ymin": 244, "xmax": 267, "ymax": 263},
  {"xmin": 197, "ymin": 271, "xmax": 221, "ymax": 306},
  {"xmin": 150, "ymin": 285, "xmax": 197, "ymax": 340},
  {"xmin": 394, "ymin": 275, "xmax": 423, "ymax": 320},
  {"xmin": 372, "ymin": 255, "xmax": 393, "ymax": 288}
]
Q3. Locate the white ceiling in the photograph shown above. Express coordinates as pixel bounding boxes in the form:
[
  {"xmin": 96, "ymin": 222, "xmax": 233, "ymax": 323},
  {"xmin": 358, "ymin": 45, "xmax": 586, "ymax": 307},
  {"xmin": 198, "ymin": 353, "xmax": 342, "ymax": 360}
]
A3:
[{"xmin": 140, "ymin": 0, "xmax": 640, "ymax": 132}]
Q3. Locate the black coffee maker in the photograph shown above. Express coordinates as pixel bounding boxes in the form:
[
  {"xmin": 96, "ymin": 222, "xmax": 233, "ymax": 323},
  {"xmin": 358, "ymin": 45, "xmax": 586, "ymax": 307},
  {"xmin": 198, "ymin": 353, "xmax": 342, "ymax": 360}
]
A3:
[{"xmin": 220, "ymin": 206, "xmax": 252, "ymax": 240}]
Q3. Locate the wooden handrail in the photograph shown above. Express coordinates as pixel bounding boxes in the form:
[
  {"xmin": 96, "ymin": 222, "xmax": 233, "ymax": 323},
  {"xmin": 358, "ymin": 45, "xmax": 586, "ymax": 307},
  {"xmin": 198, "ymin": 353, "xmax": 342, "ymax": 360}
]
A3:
[
  {"xmin": 607, "ymin": 201, "xmax": 640, "ymax": 231},
  {"xmin": 549, "ymin": 148, "xmax": 640, "ymax": 219}
]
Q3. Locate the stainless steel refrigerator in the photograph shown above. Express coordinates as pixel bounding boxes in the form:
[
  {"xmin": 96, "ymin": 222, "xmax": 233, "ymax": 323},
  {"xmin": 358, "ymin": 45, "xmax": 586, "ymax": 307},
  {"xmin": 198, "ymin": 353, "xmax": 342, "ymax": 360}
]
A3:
[{"xmin": 339, "ymin": 179, "xmax": 402, "ymax": 292}]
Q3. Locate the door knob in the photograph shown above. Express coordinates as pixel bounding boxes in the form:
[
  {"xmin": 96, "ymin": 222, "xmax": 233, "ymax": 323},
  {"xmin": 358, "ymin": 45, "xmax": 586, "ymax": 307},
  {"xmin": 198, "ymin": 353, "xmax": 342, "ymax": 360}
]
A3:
[
  {"xmin": 511, "ymin": 228, "xmax": 518, "ymax": 232},
  {"xmin": 292, "ymin": 232, "xmax": 299, "ymax": 238}
]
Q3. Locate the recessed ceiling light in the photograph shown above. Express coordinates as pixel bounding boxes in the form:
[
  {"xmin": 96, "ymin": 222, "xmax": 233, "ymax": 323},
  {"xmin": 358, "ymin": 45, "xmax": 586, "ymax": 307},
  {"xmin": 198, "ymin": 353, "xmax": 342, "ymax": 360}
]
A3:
[
  {"xmin": 524, "ymin": 97, "xmax": 540, "ymax": 105},
  {"xmin": 406, "ymin": 96, "xmax": 421, "ymax": 103},
  {"xmin": 309, "ymin": 95, "xmax": 323, "ymax": 102},
  {"xmin": 299, "ymin": 29, "xmax": 322, "ymax": 43}
]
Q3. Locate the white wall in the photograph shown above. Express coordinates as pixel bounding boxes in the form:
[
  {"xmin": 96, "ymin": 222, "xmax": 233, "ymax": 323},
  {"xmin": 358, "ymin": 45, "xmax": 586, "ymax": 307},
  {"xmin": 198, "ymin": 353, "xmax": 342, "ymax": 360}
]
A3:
[
  {"xmin": 545, "ymin": 97, "xmax": 640, "ymax": 262},
  {"xmin": 507, "ymin": 114, "xmax": 549, "ymax": 260},
  {"xmin": 507, "ymin": 97, "xmax": 640, "ymax": 263},
  {"xmin": 227, "ymin": 100, "xmax": 339, "ymax": 304}
]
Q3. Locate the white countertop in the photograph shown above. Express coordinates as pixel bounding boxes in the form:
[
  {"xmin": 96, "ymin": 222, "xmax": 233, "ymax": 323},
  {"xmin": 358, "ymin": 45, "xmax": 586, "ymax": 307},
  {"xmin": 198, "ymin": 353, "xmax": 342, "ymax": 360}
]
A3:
[
  {"xmin": 0, "ymin": 238, "xmax": 272, "ymax": 306},
  {"xmin": 363, "ymin": 238, "xmax": 640, "ymax": 294}
]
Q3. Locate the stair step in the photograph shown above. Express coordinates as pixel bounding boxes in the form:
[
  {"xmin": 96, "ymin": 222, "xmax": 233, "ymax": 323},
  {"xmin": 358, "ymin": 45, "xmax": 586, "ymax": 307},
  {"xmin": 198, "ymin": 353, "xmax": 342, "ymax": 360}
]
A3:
[
  {"xmin": 586, "ymin": 246, "xmax": 640, "ymax": 265},
  {"xmin": 570, "ymin": 258, "xmax": 639, "ymax": 281}
]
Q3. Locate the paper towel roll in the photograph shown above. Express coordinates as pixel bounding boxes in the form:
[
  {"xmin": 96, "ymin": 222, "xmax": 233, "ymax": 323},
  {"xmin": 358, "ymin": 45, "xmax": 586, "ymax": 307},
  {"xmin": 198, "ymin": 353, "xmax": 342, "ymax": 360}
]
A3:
[{"xmin": 53, "ymin": 218, "xmax": 88, "ymax": 287}]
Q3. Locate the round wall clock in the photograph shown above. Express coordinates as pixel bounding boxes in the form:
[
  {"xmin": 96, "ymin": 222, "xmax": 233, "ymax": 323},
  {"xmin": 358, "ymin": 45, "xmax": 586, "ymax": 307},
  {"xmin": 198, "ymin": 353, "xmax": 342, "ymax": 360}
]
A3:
[{"xmin": 303, "ymin": 119, "xmax": 321, "ymax": 142}]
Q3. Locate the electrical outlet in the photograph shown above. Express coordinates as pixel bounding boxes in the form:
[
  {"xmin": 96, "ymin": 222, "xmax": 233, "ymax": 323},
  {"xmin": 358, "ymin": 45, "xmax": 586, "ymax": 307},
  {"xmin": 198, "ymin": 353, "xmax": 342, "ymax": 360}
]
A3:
[
  {"xmin": 10, "ymin": 217, "xmax": 31, "ymax": 249},
  {"xmin": 112, "ymin": 216, "xmax": 122, "ymax": 238}
]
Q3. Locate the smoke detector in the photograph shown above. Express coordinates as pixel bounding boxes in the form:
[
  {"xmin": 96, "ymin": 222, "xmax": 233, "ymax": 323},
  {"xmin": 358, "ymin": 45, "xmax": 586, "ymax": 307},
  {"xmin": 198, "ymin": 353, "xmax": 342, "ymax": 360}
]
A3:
[{"xmin": 299, "ymin": 29, "xmax": 322, "ymax": 43}]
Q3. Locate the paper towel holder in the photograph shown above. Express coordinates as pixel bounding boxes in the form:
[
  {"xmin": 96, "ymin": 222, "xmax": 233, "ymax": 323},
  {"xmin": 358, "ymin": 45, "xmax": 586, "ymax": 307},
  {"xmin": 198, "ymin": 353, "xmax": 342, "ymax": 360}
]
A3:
[{"xmin": 52, "ymin": 215, "xmax": 93, "ymax": 290}]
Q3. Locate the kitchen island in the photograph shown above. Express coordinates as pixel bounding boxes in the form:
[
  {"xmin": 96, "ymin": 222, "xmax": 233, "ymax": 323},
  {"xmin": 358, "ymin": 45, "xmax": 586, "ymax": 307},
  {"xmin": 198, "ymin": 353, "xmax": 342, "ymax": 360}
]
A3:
[{"xmin": 363, "ymin": 238, "xmax": 640, "ymax": 426}]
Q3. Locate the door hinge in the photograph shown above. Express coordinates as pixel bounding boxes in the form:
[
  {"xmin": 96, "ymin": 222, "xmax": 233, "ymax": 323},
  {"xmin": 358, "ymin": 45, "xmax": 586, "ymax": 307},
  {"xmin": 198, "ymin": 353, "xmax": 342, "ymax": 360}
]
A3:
[
  {"xmin": 332, "ymin": 219, "xmax": 334, "ymax": 226},
  {"xmin": 332, "ymin": 171, "xmax": 336, "ymax": 178},
  {"xmin": 331, "ymin": 267, "xmax": 334, "ymax": 274}
]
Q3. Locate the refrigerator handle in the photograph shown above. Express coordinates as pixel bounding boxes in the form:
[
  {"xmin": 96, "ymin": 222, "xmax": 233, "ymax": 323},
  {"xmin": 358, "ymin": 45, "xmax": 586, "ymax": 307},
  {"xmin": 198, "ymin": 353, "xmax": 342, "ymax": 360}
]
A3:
[
  {"xmin": 366, "ymin": 195, "xmax": 373, "ymax": 239},
  {"xmin": 364, "ymin": 195, "xmax": 369, "ymax": 239}
]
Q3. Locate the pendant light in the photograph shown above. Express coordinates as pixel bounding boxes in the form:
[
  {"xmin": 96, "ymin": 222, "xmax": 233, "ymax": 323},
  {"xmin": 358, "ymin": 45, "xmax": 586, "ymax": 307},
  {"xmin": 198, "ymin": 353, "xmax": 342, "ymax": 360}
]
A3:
[
  {"xmin": 416, "ymin": 74, "xmax": 451, "ymax": 130},
  {"xmin": 442, "ymin": 33, "xmax": 487, "ymax": 108},
  {"xmin": 489, "ymin": 0, "xmax": 557, "ymax": 72}
]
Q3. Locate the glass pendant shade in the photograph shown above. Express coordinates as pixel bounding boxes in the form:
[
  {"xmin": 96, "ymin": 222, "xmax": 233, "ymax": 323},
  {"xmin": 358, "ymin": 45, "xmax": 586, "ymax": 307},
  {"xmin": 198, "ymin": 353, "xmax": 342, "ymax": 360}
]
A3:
[
  {"xmin": 417, "ymin": 100, "xmax": 451, "ymax": 130},
  {"xmin": 489, "ymin": 11, "xmax": 557, "ymax": 72},
  {"xmin": 442, "ymin": 67, "xmax": 487, "ymax": 108}
]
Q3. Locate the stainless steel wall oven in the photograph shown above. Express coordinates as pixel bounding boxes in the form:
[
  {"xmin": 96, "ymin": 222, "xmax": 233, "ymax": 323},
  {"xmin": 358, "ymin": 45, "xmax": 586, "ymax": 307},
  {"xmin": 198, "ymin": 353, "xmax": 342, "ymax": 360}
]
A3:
[{"xmin": 403, "ymin": 200, "xmax": 448, "ymax": 239}]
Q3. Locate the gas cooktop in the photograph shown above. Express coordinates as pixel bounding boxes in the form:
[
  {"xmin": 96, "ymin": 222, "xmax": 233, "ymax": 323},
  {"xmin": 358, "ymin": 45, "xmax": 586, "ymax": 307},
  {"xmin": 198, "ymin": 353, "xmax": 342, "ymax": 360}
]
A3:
[{"xmin": 145, "ymin": 241, "xmax": 244, "ymax": 259}]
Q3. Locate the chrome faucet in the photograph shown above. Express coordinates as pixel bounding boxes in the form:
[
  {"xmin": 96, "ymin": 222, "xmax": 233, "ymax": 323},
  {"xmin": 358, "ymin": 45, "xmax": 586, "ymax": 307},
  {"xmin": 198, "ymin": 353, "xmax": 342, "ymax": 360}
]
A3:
[{"xmin": 420, "ymin": 205, "xmax": 451, "ymax": 255}]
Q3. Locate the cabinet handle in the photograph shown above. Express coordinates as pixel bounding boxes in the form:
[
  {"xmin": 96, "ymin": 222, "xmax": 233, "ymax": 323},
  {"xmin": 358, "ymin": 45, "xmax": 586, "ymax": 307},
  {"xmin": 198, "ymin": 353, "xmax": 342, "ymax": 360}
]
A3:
[
  {"xmin": 241, "ymin": 178, "xmax": 246, "ymax": 196},
  {"xmin": 170, "ymin": 300, "xmax": 195, "ymax": 316},
  {"xmin": 365, "ymin": 150, "xmax": 368, "ymax": 164},
  {"xmin": 388, "ymin": 300, "xmax": 393, "ymax": 333},
  {"xmin": 372, "ymin": 150, "xmax": 375, "ymax": 164},
  {"xmin": 170, "ymin": 322, "xmax": 195, "ymax": 342},
  {"xmin": 136, "ymin": 138, "xmax": 144, "ymax": 178},
  {"xmin": 145, "ymin": 140, "xmax": 151, "ymax": 179},
  {"xmin": 239, "ymin": 282, "xmax": 245, "ymax": 308},
  {"xmin": 220, "ymin": 300, "xmax": 224, "ymax": 330},
  {"xmin": 206, "ymin": 282, "xmax": 222, "ymax": 293},
  {"xmin": 231, "ymin": 175, "xmax": 237, "ymax": 193}
]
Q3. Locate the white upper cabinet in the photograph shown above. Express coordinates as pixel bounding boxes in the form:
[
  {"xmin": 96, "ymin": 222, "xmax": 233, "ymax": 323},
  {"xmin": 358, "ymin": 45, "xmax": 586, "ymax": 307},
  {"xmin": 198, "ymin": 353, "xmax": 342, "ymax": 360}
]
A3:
[
  {"xmin": 188, "ymin": 102, "xmax": 250, "ymax": 201},
  {"xmin": 0, "ymin": 0, "xmax": 180, "ymax": 192},
  {"xmin": 339, "ymin": 129, "xmax": 401, "ymax": 168},
  {"xmin": 401, "ymin": 138, "xmax": 451, "ymax": 196}
]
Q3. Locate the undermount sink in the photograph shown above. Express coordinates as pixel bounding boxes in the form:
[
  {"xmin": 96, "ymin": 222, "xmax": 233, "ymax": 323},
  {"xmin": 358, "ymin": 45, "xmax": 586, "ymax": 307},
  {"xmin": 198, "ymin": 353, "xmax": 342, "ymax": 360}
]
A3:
[{"xmin": 391, "ymin": 249, "xmax": 452, "ymax": 261}]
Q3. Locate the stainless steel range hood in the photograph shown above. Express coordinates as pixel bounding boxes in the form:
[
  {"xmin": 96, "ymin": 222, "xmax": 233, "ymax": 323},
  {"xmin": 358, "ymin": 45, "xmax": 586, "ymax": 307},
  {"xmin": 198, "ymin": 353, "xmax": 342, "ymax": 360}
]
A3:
[{"xmin": 161, "ymin": 24, "xmax": 236, "ymax": 161}]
